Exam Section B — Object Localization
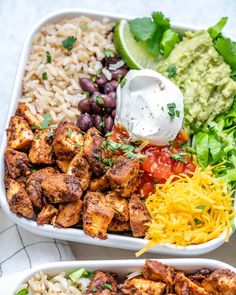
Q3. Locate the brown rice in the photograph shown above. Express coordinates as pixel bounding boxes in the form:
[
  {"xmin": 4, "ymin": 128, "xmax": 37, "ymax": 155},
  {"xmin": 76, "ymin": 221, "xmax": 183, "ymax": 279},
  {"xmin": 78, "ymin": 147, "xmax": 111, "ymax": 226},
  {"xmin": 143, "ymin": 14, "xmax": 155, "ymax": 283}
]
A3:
[{"xmin": 20, "ymin": 16, "xmax": 115, "ymax": 124}]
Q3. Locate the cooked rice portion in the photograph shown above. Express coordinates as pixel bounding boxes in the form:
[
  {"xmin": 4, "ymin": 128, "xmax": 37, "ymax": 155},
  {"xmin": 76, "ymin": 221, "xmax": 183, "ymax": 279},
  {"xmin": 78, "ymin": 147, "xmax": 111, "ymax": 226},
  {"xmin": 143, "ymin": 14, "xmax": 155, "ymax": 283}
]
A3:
[
  {"xmin": 18, "ymin": 271, "xmax": 90, "ymax": 294},
  {"xmin": 20, "ymin": 16, "xmax": 115, "ymax": 124}
]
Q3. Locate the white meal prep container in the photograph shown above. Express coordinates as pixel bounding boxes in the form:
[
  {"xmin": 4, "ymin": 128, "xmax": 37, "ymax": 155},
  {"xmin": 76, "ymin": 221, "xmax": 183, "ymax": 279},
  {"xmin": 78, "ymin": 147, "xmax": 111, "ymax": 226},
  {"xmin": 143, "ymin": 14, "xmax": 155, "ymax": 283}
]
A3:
[
  {"xmin": 3, "ymin": 258, "xmax": 235, "ymax": 294},
  {"xmin": 0, "ymin": 9, "xmax": 235, "ymax": 256}
]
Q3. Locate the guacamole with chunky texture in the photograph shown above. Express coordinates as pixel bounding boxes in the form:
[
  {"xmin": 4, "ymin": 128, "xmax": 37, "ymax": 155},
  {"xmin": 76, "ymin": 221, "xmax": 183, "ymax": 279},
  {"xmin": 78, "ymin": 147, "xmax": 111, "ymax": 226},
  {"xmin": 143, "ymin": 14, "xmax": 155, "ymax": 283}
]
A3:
[{"xmin": 157, "ymin": 30, "xmax": 236, "ymax": 132}]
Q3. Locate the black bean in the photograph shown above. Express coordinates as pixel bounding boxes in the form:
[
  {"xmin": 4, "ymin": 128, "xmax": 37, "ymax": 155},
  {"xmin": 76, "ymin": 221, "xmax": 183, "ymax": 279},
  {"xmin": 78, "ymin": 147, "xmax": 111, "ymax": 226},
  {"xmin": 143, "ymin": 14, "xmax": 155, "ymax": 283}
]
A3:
[
  {"xmin": 79, "ymin": 78, "xmax": 98, "ymax": 93},
  {"xmin": 105, "ymin": 116, "xmax": 114, "ymax": 132},
  {"xmin": 93, "ymin": 115, "xmax": 103, "ymax": 131},
  {"xmin": 76, "ymin": 113, "xmax": 93, "ymax": 131},
  {"xmin": 112, "ymin": 109, "xmax": 116, "ymax": 118},
  {"xmin": 111, "ymin": 68, "xmax": 128, "ymax": 80},
  {"xmin": 102, "ymin": 95, "xmax": 116, "ymax": 108},
  {"xmin": 103, "ymin": 82, "xmax": 114, "ymax": 94},
  {"xmin": 96, "ymin": 74, "xmax": 107, "ymax": 85},
  {"xmin": 110, "ymin": 80, "xmax": 119, "ymax": 89},
  {"xmin": 91, "ymin": 92, "xmax": 103, "ymax": 114},
  {"xmin": 104, "ymin": 55, "xmax": 121, "ymax": 65},
  {"xmin": 78, "ymin": 98, "xmax": 91, "ymax": 114}
]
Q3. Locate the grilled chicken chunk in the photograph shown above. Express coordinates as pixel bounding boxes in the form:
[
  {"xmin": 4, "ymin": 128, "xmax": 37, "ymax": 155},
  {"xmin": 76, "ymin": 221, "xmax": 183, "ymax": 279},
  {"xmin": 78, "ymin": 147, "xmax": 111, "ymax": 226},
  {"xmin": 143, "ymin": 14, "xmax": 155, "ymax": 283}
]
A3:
[
  {"xmin": 56, "ymin": 159, "xmax": 70, "ymax": 173},
  {"xmin": 37, "ymin": 203, "xmax": 58, "ymax": 225},
  {"xmin": 105, "ymin": 192, "xmax": 129, "ymax": 222},
  {"xmin": 53, "ymin": 122, "xmax": 83, "ymax": 160},
  {"xmin": 201, "ymin": 269, "xmax": 236, "ymax": 295},
  {"xmin": 26, "ymin": 167, "xmax": 55, "ymax": 209},
  {"xmin": 143, "ymin": 260, "xmax": 174, "ymax": 285},
  {"xmin": 7, "ymin": 115, "xmax": 34, "ymax": 150},
  {"xmin": 16, "ymin": 103, "xmax": 40, "ymax": 127},
  {"xmin": 122, "ymin": 277, "xmax": 166, "ymax": 295},
  {"xmin": 7, "ymin": 179, "xmax": 34, "ymax": 219},
  {"xmin": 174, "ymin": 273, "xmax": 208, "ymax": 295},
  {"xmin": 83, "ymin": 192, "xmax": 114, "ymax": 239},
  {"xmin": 188, "ymin": 268, "xmax": 211, "ymax": 285},
  {"xmin": 90, "ymin": 175, "xmax": 110, "ymax": 192},
  {"xmin": 29, "ymin": 129, "xmax": 54, "ymax": 165},
  {"xmin": 54, "ymin": 199, "xmax": 82, "ymax": 228},
  {"xmin": 41, "ymin": 174, "xmax": 82, "ymax": 204},
  {"xmin": 86, "ymin": 271, "xmax": 118, "ymax": 295},
  {"xmin": 67, "ymin": 152, "xmax": 92, "ymax": 191},
  {"xmin": 108, "ymin": 219, "xmax": 130, "ymax": 232},
  {"xmin": 129, "ymin": 195, "xmax": 150, "ymax": 237},
  {"xmin": 4, "ymin": 148, "xmax": 31, "ymax": 179},
  {"xmin": 83, "ymin": 128, "xmax": 106, "ymax": 176},
  {"xmin": 105, "ymin": 156, "xmax": 139, "ymax": 198}
]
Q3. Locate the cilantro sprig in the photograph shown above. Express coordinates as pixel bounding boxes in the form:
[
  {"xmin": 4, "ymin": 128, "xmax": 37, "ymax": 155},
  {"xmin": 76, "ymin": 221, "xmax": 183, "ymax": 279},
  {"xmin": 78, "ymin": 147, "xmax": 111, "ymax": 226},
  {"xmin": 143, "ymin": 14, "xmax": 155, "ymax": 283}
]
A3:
[
  {"xmin": 128, "ymin": 11, "xmax": 180, "ymax": 58},
  {"xmin": 62, "ymin": 36, "xmax": 77, "ymax": 51}
]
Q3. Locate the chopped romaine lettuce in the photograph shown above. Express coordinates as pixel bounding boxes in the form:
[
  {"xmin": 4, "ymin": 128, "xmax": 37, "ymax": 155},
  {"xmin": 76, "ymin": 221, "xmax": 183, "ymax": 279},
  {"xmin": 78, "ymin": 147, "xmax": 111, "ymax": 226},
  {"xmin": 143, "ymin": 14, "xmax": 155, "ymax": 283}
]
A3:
[
  {"xmin": 69, "ymin": 268, "xmax": 94, "ymax": 283},
  {"xmin": 16, "ymin": 288, "xmax": 28, "ymax": 295}
]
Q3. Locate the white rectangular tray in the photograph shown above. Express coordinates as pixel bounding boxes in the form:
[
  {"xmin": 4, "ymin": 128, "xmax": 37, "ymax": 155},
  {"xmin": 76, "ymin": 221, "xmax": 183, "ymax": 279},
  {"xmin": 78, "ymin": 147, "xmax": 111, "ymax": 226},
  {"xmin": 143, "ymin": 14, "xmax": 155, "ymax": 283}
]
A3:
[
  {"xmin": 0, "ymin": 9, "xmax": 235, "ymax": 256},
  {"xmin": 5, "ymin": 258, "xmax": 236, "ymax": 295}
]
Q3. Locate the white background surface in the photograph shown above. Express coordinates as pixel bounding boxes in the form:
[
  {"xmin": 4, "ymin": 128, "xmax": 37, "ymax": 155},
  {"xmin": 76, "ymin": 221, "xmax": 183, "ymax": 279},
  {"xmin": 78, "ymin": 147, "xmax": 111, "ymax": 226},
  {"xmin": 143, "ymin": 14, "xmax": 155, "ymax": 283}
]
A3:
[{"xmin": 0, "ymin": 0, "xmax": 236, "ymax": 265}]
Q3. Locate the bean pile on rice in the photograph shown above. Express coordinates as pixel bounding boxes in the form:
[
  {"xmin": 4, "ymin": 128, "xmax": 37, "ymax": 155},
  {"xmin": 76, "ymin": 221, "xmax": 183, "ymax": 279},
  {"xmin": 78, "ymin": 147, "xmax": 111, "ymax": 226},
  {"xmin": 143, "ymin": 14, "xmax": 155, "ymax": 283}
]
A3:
[
  {"xmin": 20, "ymin": 16, "xmax": 115, "ymax": 124},
  {"xmin": 17, "ymin": 271, "xmax": 91, "ymax": 295}
]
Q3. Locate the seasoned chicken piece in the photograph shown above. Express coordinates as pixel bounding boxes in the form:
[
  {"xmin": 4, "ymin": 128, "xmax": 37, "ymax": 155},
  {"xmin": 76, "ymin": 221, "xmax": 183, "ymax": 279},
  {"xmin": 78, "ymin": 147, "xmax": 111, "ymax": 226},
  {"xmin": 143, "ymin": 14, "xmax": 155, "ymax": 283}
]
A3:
[
  {"xmin": 37, "ymin": 203, "xmax": 58, "ymax": 225},
  {"xmin": 201, "ymin": 269, "xmax": 236, "ymax": 295},
  {"xmin": 90, "ymin": 175, "xmax": 110, "ymax": 192},
  {"xmin": 105, "ymin": 156, "xmax": 139, "ymax": 198},
  {"xmin": 106, "ymin": 192, "xmax": 129, "ymax": 222},
  {"xmin": 83, "ymin": 128, "xmax": 106, "ymax": 176},
  {"xmin": 4, "ymin": 148, "xmax": 31, "ymax": 179},
  {"xmin": 129, "ymin": 195, "xmax": 150, "ymax": 237},
  {"xmin": 83, "ymin": 192, "xmax": 114, "ymax": 239},
  {"xmin": 108, "ymin": 219, "xmax": 130, "ymax": 232},
  {"xmin": 56, "ymin": 159, "xmax": 70, "ymax": 173},
  {"xmin": 28, "ymin": 129, "xmax": 54, "ymax": 165},
  {"xmin": 67, "ymin": 151, "xmax": 92, "ymax": 191},
  {"xmin": 16, "ymin": 103, "xmax": 40, "ymax": 127},
  {"xmin": 86, "ymin": 271, "xmax": 118, "ymax": 295},
  {"xmin": 41, "ymin": 174, "xmax": 82, "ymax": 204},
  {"xmin": 54, "ymin": 199, "xmax": 82, "ymax": 228},
  {"xmin": 26, "ymin": 167, "xmax": 55, "ymax": 209},
  {"xmin": 7, "ymin": 115, "xmax": 34, "ymax": 150},
  {"xmin": 7, "ymin": 179, "xmax": 34, "ymax": 219},
  {"xmin": 174, "ymin": 273, "xmax": 208, "ymax": 295},
  {"xmin": 53, "ymin": 122, "xmax": 83, "ymax": 160},
  {"xmin": 143, "ymin": 259, "xmax": 174, "ymax": 285},
  {"xmin": 122, "ymin": 277, "xmax": 166, "ymax": 295},
  {"xmin": 188, "ymin": 268, "xmax": 211, "ymax": 285}
]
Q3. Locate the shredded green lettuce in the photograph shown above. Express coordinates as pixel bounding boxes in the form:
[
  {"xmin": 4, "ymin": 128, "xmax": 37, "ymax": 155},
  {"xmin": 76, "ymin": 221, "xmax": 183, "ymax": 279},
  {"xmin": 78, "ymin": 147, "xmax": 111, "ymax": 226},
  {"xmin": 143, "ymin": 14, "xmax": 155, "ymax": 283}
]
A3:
[{"xmin": 16, "ymin": 288, "xmax": 28, "ymax": 295}]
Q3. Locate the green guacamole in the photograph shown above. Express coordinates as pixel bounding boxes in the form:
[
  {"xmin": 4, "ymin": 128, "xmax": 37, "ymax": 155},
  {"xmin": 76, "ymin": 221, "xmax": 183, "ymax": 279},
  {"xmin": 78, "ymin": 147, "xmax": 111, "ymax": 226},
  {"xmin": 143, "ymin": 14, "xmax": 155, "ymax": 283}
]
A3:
[{"xmin": 157, "ymin": 30, "xmax": 236, "ymax": 132}]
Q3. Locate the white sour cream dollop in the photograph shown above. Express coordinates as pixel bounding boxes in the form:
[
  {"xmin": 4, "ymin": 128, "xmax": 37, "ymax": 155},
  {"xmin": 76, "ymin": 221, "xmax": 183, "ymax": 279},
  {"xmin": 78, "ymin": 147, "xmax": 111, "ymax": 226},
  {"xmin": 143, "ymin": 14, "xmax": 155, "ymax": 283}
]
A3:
[{"xmin": 115, "ymin": 69, "xmax": 184, "ymax": 146}]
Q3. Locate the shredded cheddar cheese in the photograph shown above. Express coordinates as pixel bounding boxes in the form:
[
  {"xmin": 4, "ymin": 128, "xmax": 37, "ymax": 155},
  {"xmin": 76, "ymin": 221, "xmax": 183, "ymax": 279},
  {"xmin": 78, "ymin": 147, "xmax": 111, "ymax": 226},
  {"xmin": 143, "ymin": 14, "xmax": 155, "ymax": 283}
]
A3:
[{"xmin": 137, "ymin": 166, "xmax": 235, "ymax": 256}]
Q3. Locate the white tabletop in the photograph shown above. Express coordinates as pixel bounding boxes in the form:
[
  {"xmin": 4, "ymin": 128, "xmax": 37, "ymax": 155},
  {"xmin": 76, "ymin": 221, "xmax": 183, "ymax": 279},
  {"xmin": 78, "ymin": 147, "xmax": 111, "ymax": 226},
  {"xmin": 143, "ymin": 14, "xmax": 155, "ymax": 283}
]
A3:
[{"xmin": 0, "ymin": 0, "xmax": 236, "ymax": 266}]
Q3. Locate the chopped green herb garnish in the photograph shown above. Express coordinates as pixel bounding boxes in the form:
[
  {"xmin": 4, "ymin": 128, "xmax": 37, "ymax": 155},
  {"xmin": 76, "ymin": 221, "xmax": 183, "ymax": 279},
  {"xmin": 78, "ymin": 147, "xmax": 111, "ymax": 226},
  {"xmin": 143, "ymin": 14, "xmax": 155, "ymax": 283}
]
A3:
[
  {"xmin": 100, "ymin": 121, "xmax": 105, "ymax": 128},
  {"xmin": 101, "ymin": 140, "xmax": 107, "ymax": 149},
  {"xmin": 62, "ymin": 36, "xmax": 77, "ymax": 51},
  {"xmin": 176, "ymin": 110, "xmax": 180, "ymax": 117},
  {"xmin": 42, "ymin": 72, "xmax": 48, "ymax": 80},
  {"xmin": 120, "ymin": 78, "xmax": 127, "ymax": 88},
  {"xmin": 41, "ymin": 113, "xmax": 51, "ymax": 129},
  {"xmin": 170, "ymin": 153, "xmax": 187, "ymax": 163},
  {"xmin": 103, "ymin": 158, "xmax": 113, "ymax": 167},
  {"xmin": 91, "ymin": 76, "xmax": 96, "ymax": 82},
  {"xmin": 16, "ymin": 288, "xmax": 29, "ymax": 295},
  {"xmin": 167, "ymin": 64, "xmax": 176, "ymax": 78},
  {"xmin": 153, "ymin": 178, "xmax": 158, "ymax": 183},
  {"xmin": 96, "ymin": 95, "xmax": 104, "ymax": 105},
  {"xmin": 167, "ymin": 102, "xmax": 177, "ymax": 119},
  {"xmin": 105, "ymin": 131, "xmax": 113, "ymax": 137},
  {"xmin": 76, "ymin": 144, "xmax": 82, "ymax": 149},
  {"xmin": 168, "ymin": 140, "xmax": 174, "ymax": 148},
  {"xmin": 80, "ymin": 23, "xmax": 88, "ymax": 30},
  {"xmin": 194, "ymin": 218, "xmax": 202, "ymax": 225},
  {"xmin": 84, "ymin": 92, "xmax": 90, "ymax": 98},
  {"xmin": 92, "ymin": 287, "xmax": 97, "ymax": 292},
  {"xmin": 161, "ymin": 106, "xmax": 164, "ymax": 111},
  {"xmin": 103, "ymin": 283, "xmax": 113, "ymax": 291},
  {"xmin": 31, "ymin": 169, "xmax": 37, "ymax": 173},
  {"xmin": 197, "ymin": 205, "xmax": 206, "ymax": 210},
  {"xmin": 35, "ymin": 134, "xmax": 40, "ymax": 140},
  {"xmin": 67, "ymin": 128, "xmax": 73, "ymax": 138},
  {"xmin": 94, "ymin": 153, "xmax": 101, "ymax": 160},
  {"xmin": 46, "ymin": 51, "xmax": 52, "ymax": 63},
  {"xmin": 104, "ymin": 50, "xmax": 115, "ymax": 57}
]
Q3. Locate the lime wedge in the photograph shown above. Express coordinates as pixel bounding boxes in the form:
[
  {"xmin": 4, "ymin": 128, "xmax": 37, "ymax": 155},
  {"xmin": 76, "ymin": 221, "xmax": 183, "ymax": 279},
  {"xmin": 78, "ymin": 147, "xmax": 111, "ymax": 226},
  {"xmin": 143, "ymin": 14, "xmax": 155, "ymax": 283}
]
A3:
[{"xmin": 114, "ymin": 19, "xmax": 160, "ymax": 70}]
